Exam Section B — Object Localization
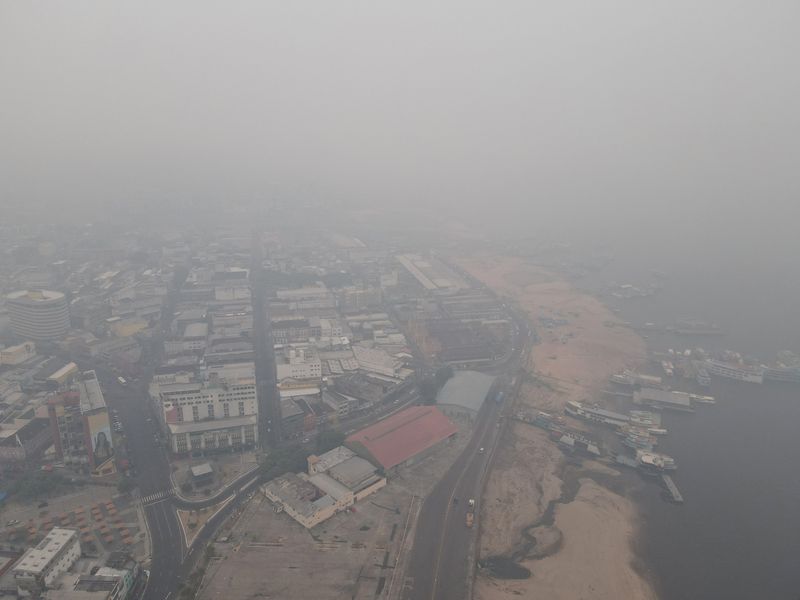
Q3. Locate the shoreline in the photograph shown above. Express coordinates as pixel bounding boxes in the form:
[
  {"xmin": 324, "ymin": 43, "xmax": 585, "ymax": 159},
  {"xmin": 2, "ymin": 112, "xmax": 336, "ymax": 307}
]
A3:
[{"xmin": 453, "ymin": 253, "xmax": 658, "ymax": 600}]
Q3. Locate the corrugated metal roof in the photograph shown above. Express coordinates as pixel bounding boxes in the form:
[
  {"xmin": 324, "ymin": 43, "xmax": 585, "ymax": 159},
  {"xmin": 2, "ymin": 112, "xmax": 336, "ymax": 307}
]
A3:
[{"xmin": 346, "ymin": 406, "xmax": 458, "ymax": 470}]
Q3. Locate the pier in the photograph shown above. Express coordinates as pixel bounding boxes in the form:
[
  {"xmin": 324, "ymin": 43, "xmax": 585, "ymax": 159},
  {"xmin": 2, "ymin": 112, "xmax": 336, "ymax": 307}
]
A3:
[{"xmin": 661, "ymin": 474, "xmax": 684, "ymax": 504}]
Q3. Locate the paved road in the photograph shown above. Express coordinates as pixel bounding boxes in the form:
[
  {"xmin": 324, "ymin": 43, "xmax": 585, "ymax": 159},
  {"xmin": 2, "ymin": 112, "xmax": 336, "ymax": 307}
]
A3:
[
  {"xmin": 251, "ymin": 238, "xmax": 281, "ymax": 447},
  {"xmin": 404, "ymin": 396, "xmax": 504, "ymax": 600},
  {"xmin": 404, "ymin": 300, "xmax": 532, "ymax": 600},
  {"xmin": 97, "ymin": 370, "xmax": 186, "ymax": 600}
]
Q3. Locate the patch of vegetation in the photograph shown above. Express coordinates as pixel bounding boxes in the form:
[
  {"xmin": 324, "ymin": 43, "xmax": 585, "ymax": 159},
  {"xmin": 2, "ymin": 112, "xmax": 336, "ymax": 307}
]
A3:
[
  {"xmin": 315, "ymin": 431, "xmax": 346, "ymax": 454},
  {"xmin": 9, "ymin": 471, "xmax": 79, "ymax": 500},
  {"xmin": 258, "ymin": 445, "xmax": 308, "ymax": 480},
  {"xmin": 117, "ymin": 476, "xmax": 136, "ymax": 495},
  {"xmin": 419, "ymin": 365, "xmax": 455, "ymax": 405}
]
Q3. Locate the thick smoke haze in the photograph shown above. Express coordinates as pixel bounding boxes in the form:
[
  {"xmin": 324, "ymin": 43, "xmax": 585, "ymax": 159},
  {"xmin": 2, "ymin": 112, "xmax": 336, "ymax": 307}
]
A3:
[{"xmin": 2, "ymin": 1, "xmax": 799, "ymax": 241}]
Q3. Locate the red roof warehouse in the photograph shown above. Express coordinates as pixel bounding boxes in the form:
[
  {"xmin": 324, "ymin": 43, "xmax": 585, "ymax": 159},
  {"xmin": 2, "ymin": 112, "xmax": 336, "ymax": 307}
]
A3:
[{"xmin": 346, "ymin": 406, "xmax": 458, "ymax": 470}]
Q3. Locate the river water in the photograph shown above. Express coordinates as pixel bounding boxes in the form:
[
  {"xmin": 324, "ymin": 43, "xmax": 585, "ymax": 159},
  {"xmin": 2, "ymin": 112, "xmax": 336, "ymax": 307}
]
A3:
[{"xmin": 556, "ymin": 243, "xmax": 800, "ymax": 600}]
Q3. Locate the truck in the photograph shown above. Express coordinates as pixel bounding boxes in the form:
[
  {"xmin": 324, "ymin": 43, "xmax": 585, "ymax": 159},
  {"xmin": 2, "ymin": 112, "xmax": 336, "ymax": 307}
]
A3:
[{"xmin": 465, "ymin": 511, "xmax": 474, "ymax": 528}]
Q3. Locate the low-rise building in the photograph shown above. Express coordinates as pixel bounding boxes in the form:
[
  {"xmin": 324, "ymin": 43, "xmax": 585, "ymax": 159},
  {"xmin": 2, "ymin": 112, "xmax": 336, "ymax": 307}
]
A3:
[
  {"xmin": 338, "ymin": 286, "xmax": 383, "ymax": 314},
  {"xmin": 275, "ymin": 347, "xmax": 322, "ymax": 381},
  {"xmin": 352, "ymin": 345, "xmax": 403, "ymax": 378},
  {"xmin": 346, "ymin": 406, "xmax": 458, "ymax": 472},
  {"xmin": 0, "ymin": 341, "xmax": 36, "ymax": 366},
  {"xmin": 46, "ymin": 363, "xmax": 80, "ymax": 388},
  {"xmin": 262, "ymin": 473, "xmax": 338, "ymax": 529},
  {"xmin": 270, "ymin": 317, "xmax": 318, "ymax": 345},
  {"xmin": 13, "ymin": 528, "xmax": 81, "ymax": 596},
  {"xmin": 280, "ymin": 398, "xmax": 306, "ymax": 440},
  {"xmin": 0, "ymin": 417, "xmax": 53, "ymax": 464},
  {"xmin": 263, "ymin": 446, "xmax": 385, "ymax": 529},
  {"xmin": 43, "ymin": 551, "xmax": 140, "ymax": 600}
]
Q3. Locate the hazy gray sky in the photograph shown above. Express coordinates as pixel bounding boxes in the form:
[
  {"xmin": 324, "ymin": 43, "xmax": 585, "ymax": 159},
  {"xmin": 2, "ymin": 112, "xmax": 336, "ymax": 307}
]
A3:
[{"xmin": 2, "ymin": 2, "xmax": 799, "ymax": 235}]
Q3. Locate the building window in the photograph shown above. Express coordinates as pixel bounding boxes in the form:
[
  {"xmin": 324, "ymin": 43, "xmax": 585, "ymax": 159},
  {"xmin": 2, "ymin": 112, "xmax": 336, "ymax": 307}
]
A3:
[
  {"xmin": 223, "ymin": 403, "xmax": 230, "ymax": 418},
  {"xmin": 192, "ymin": 406, "xmax": 199, "ymax": 421},
  {"xmin": 207, "ymin": 404, "xmax": 215, "ymax": 419},
  {"xmin": 177, "ymin": 406, "xmax": 184, "ymax": 423},
  {"xmin": 238, "ymin": 401, "xmax": 245, "ymax": 416}
]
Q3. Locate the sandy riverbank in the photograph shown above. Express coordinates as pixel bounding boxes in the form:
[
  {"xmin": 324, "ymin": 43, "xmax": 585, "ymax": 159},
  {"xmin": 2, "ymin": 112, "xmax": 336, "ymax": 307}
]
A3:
[
  {"xmin": 455, "ymin": 254, "xmax": 656, "ymax": 600},
  {"xmin": 477, "ymin": 479, "xmax": 657, "ymax": 600}
]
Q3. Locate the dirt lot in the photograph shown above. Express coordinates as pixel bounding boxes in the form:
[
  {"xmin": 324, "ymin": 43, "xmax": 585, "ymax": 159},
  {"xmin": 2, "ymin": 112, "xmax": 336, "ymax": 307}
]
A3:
[
  {"xmin": 456, "ymin": 254, "xmax": 656, "ymax": 600},
  {"xmin": 198, "ymin": 411, "xmax": 475, "ymax": 600}
]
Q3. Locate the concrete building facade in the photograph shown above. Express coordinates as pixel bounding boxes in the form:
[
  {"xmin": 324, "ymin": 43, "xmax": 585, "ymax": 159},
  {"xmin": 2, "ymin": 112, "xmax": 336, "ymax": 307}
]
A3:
[
  {"xmin": 7, "ymin": 290, "xmax": 70, "ymax": 341},
  {"xmin": 14, "ymin": 528, "xmax": 81, "ymax": 595},
  {"xmin": 156, "ymin": 362, "xmax": 258, "ymax": 454},
  {"xmin": 275, "ymin": 347, "xmax": 322, "ymax": 381},
  {"xmin": 48, "ymin": 371, "xmax": 114, "ymax": 474}
]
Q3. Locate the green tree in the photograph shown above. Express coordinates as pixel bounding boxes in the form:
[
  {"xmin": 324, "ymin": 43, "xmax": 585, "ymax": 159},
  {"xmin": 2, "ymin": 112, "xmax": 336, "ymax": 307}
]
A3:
[
  {"xmin": 434, "ymin": 365, "xmax": 454, "ymax": 388},
  {"xmin": 418, "ymin": 378, "xmax": 439, "ymax": 405},
  {"xmin": 117, "ymin": 477, "xmax": 136, "ymax": 495},
  {"xmin": 316, "ymin": 431, "xmax": 346, "ymax": 454}
]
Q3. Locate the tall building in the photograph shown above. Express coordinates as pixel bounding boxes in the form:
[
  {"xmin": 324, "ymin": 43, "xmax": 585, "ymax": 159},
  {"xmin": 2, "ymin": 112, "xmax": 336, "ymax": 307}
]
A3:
[
  {"xmin": 156, "ymin": 362, "xmax": 259, "ymax": 454},
  {"xmin": 48, "ymin": 370, "xmax": 114, "ymax": 474},
  {"xmin": 6, "ymin": 290, "xmax": 70, "ymax": 341}
]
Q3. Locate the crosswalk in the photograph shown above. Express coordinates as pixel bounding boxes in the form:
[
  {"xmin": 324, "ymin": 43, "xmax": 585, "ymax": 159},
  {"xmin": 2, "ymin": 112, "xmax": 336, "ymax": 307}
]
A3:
[{"xmin": 140, "ymin": 488, "xmax": 176, "ymax": 505}]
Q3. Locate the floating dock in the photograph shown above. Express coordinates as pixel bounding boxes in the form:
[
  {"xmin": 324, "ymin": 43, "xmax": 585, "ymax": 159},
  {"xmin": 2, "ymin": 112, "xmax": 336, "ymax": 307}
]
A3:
[{"xmin": 661, "ymin": 474, "xmax": 684, "ymax": 504}]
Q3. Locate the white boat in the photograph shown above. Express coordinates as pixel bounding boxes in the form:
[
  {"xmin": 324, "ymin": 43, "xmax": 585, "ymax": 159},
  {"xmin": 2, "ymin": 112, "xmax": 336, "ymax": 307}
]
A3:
[
  {"xmin": 705, "ymin": 360, "xmax": 763, "ymax": 384},
  {"xmin": 648, "ymin": 427, "xmax": 669, "ymax": 436},
  {"xmin": 636, "ymin": 450, "xmax": 677, "ymax": 471}
]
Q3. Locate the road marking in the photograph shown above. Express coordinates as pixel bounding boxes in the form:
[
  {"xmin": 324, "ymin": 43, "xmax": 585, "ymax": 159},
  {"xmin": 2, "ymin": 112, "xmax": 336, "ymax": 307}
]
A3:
[{"xmin": 141, "ymin": 488, "xmax": 176, "ymax": 505}]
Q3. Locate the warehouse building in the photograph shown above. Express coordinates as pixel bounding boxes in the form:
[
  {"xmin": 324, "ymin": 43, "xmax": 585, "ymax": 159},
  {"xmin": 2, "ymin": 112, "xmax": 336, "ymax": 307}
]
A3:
[{"xmin": 345, "ymin": 406, "xmax": 458, "ymax": 472}]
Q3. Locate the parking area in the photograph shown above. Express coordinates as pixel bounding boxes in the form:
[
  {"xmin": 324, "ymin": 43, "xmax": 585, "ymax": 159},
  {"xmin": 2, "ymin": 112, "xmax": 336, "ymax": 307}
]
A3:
[{"xmin": 0, "ymin": 486, "xmax": 147, "ymax": 561}]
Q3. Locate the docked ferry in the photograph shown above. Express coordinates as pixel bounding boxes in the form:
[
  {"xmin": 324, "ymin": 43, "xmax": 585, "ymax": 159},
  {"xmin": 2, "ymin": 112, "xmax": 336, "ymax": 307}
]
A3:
[
  {"xmin": 763, "ymin": 366, "xmax": 800, "ymax": 384},
  {"xmin": 704, "ymin": 360, "xmax": 764, "ymax": 384}
]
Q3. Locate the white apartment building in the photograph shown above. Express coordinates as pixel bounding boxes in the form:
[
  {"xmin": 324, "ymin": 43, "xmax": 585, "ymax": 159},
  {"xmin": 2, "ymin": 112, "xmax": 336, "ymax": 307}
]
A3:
[
  {"xmin": 275, "ymin": 347, "xmax": 322, "ymax": 381},
  {"xmin": 14, "ymin": 528, "xmax": 81, "ymax": 595},
  {"xmin": 156, "ymin": 362, "xmax": 258, "ymax": 454}
]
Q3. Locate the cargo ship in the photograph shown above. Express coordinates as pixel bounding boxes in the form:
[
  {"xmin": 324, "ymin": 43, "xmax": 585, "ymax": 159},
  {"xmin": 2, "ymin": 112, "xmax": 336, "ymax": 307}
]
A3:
[{"xmin": 704, "ymin": 360, "xmax": 764, "ymax": 384}]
